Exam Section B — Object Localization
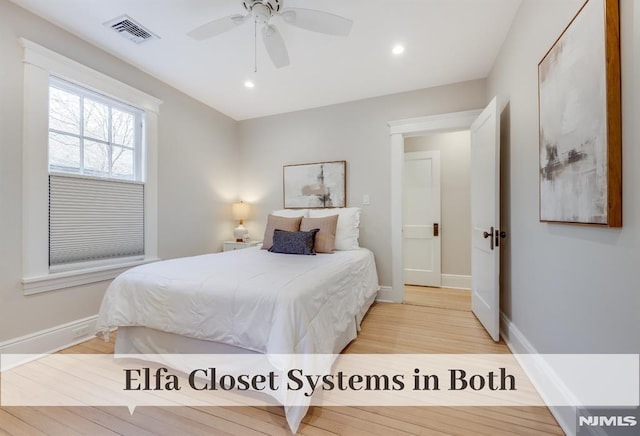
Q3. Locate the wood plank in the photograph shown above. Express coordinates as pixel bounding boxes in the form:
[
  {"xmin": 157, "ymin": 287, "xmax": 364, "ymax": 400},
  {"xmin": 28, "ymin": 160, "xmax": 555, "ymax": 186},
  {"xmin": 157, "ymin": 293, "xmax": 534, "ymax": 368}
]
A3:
[
  {"xmin": 194, "ymin": 406, "xmax": 291, "ymax": 436},
  {"xmin": 0, "ymin": 408, "xmax": 47, "ymax": 436},
  {"xmin": 94, "ymin": 406, "xmax": 228, "ymax": 436},
  {"xmin": 404, "ymin": 286, "xmax": 471, "ymax": 311},
  {"xmin": 455, "ymin": 407, "xmax": 563, "ymax": 435},
  {"xmin": 33, "ymin": 407, "xmax": 120, "ymax": 436},
  {"xmin": 324, "ymin": 406, "xmax": 442, "ymax": 435},
  {"xmin": 66, "ymin": 407, "xmax": 158, "ymax": 436},
  {"xmin": 145, "ymin": 406, "xmax": 267, "ymax": 435},
  {"xmin": 2, "ymin": 407, "xmax": 83, "ymax": 436},
  {"xmin": 301, "ymin": 407, "xmax": 415, "ymax": 436}
]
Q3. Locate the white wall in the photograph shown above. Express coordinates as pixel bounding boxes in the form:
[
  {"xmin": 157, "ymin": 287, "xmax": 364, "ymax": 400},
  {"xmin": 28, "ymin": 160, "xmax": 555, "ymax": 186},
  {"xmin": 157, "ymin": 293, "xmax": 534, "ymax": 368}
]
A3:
[
  {"xmin": 488, "ymin": 0, "xmax": 640, "ymax": 355},
  {"xmin": 238, "ymin": 81, "xmax": 486, "ymax": 286},
  {"xmin": 404, "ymin": 131, "xmax": 471, "ymax": 277},
  {"xmin": 0, "ymin": 0, "xmax": 238, "ymax": 342}
]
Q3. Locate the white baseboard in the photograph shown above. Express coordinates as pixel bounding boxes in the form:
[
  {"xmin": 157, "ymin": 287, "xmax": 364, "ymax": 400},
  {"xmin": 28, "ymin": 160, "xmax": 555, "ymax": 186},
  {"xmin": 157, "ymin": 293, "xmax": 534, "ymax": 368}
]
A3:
[
  {"xmin": 375, "ymin": 286, "xmax": 398, "ymax": 302},
  {"xmin": 500, "ymin": 312, "xmax": 577, "ymax": 436},
  {"xmin": 0, "ymin": 315, "xmax": 98, "ymax": 367},
  {"xmin": 441, "ymin": 274, "xmax": 471, "ymax": 290}
]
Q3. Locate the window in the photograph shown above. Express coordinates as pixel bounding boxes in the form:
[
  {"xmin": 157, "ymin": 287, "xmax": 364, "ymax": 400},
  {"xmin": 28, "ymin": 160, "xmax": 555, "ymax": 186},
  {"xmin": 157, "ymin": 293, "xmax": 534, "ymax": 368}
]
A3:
[
  {"xmin": 21, "ymin": 39, "xmax": 161, "ymax": 295},
  {"xmin": 48, "ymin": 77, "xmax": 143, "ymax": 181},
  {"xmin": 47, "ymin": 78, "xmax": 146, "ymax": 270}
]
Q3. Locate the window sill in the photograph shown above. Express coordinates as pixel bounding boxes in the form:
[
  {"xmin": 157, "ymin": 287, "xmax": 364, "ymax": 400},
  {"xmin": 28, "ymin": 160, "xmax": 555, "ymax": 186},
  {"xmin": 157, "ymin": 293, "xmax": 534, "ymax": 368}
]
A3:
[{"xmin": 22, "ymin": 258, "xmax": 160, "ymax": 295}]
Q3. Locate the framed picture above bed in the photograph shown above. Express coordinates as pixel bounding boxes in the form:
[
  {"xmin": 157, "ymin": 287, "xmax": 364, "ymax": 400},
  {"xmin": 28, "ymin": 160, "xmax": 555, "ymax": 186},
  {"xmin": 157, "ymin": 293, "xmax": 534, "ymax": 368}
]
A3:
[
  {"xmin": 283, "ymin": 161, "xmax": 346, "ymax": 208},
  {"xmin": 538, "ymin": 0, "xmax": 621, "ymax": 227}
]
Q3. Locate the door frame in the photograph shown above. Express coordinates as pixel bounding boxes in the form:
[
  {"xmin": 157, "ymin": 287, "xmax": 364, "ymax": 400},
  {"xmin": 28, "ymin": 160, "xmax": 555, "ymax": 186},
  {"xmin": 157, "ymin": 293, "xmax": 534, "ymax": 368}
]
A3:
[{"xmin": 385, "ymin": 109, "xmax": 482, "ymax": 303}]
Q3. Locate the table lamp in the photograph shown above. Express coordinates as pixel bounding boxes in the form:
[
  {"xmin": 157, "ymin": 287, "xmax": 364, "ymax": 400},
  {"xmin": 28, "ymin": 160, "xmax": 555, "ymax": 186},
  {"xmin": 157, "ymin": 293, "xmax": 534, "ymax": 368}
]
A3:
[{"xmin": 232, "ymin": 201, "xmax": 250, "ymax": 242}]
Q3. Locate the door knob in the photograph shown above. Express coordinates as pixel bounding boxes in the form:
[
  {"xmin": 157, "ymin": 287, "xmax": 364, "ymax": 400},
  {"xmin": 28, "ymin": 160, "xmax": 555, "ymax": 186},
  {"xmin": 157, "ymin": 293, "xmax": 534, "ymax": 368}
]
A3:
[
  {"xmin": 496, "ymin": 230, "xmax": 507, "ymax": 247},
  {"xmin": 483, "ymin": 226, "xmax": 495, "ymax": 250}
]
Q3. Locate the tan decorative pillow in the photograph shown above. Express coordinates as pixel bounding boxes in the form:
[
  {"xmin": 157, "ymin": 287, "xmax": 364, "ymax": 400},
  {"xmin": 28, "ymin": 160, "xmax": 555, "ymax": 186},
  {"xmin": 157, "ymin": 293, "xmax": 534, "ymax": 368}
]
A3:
[
  {"xmin": 262, "ymin": 215, "xmax": 303, "ymax": 250},
  {"xmin": 300, "ymin": 215, "xmax": 338, "ymax": 253}
]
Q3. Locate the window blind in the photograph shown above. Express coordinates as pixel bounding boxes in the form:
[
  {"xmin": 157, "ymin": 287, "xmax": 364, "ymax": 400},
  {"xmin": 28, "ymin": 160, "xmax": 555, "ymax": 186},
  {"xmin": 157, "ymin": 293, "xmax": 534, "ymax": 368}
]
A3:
[{"xmin": 49, "ymin": 174, "xmax": 144, "ymax": 267}]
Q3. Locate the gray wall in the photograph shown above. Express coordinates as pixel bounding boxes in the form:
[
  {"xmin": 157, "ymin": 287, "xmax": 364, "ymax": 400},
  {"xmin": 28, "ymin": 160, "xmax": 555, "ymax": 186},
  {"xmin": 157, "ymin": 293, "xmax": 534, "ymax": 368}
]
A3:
[
  {"xmin": 405, "ymin": 131, "xmax": 471, "ymax": 277},
  {"xmin": 238, "ymin": 80, "xmax": 486, "ymax": 286},
  {"xmin": 0, "ymin": 0, "xmax": 238, "ymax": 342},
  {"xmin": 488, "ymin": 0, "xmax": 640, "ymax": 354}
]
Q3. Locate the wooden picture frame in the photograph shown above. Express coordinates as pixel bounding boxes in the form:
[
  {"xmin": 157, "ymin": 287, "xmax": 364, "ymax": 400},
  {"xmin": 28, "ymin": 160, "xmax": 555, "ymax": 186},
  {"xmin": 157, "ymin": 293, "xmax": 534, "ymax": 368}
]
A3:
[
  {"xmin": 283, "ymin": 161, "xmax": 346, "ymax": 209},
  {"xmin": 538, "ymin": 0, "xmax": 621, "ymax": 227}
]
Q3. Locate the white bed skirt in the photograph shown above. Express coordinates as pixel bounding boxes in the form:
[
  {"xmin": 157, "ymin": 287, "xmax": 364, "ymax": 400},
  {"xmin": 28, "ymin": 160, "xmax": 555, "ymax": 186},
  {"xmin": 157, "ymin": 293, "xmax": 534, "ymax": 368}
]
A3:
[{"xmin": 112, "ymin": 290, "xmax": 377, "ymax": 432}]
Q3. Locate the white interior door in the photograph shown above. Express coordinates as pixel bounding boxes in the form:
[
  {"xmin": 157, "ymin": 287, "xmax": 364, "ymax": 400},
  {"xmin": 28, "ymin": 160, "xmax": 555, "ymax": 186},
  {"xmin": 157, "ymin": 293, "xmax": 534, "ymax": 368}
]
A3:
[
  {"xmin": 403, "ymin": 151, "xmax": 441, "ymax": 287},
  {"xmin": 470, "ymin": 97, "xmax": 501, "ymax": 341}
]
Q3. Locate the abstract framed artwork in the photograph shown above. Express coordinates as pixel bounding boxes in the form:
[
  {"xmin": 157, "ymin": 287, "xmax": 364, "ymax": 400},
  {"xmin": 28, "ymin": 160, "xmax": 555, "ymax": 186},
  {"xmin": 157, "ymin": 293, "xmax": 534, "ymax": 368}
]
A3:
[
  {"xmin": 283, "ymin": 161, "xmax": 346, "ymax": 208},
  {"xmin": 538, "ymin": 0, "xmax": 621, "ymax": 227}
]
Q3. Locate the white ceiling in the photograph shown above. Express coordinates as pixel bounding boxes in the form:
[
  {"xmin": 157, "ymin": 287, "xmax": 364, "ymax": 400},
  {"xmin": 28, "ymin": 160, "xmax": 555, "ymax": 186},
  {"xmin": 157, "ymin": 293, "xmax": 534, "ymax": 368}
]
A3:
[{"xmin": 11, "ymin": 0, "xmax": 522, "ymax": 120}]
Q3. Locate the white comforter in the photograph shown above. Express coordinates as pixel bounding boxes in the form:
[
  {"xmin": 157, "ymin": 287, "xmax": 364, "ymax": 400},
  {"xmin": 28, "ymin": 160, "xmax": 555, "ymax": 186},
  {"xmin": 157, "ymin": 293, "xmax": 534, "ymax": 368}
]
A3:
[{"xmin": 96, "ymin": 247, "xmax": 379, "ymax": 355}]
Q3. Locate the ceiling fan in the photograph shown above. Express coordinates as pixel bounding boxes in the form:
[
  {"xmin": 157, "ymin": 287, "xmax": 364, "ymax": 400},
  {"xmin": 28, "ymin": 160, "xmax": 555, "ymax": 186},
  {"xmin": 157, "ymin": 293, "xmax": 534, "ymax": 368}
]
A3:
[{"xmin": 187, "ymin": 0, "xmax": 353, "ymax": 69}]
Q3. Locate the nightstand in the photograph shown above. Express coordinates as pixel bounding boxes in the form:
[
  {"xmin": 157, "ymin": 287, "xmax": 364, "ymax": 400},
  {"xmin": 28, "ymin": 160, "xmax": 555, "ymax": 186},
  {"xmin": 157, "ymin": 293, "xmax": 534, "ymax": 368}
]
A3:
[{"xmin": 223, "ymin": 241, "xmax": 260, "ymax": 252}]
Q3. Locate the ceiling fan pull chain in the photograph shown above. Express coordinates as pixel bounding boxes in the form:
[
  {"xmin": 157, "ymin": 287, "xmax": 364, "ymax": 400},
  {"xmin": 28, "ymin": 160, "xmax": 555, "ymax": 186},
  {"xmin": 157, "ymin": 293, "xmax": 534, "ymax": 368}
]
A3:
[{"xmin": 254, "ymin": 18, "xmax": 258, "ymax": 73}]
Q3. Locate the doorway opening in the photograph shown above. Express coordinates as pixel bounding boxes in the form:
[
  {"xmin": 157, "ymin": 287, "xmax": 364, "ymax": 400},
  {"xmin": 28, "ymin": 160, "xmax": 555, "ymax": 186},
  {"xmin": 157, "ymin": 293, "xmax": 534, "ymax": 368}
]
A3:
[
  {"xmin": 387, "ymin": 109, "xmax": 481, "ymax": 304},
  {"xmin": 403, "ymin": 131, "xmax": 472, "ymax": 293},
  {"xmin": 402, "ymin": 130, "xmax": 473, "ymax": 309},
  {"xmin": 389, "ymin": 100, "xmax": 502, "ymax": 342}
]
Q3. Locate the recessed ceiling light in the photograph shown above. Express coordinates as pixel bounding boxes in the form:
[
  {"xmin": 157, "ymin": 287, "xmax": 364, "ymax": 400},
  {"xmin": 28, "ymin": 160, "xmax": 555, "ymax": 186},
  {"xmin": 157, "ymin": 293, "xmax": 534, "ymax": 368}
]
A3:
[
  {"xmin": 244, "ymin": 80, "xmax": 255, "ymax": 89},
  {"xmin": 392, "ymin": 45, "xmax": 405, "ymax": 55}
]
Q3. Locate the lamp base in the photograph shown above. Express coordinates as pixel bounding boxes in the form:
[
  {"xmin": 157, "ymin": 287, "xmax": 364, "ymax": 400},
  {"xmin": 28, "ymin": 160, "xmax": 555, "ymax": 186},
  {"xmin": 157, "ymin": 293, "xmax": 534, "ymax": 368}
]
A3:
[{"xmin": 234, "ymin": 224, "xmax": 248, "ymax": 242}]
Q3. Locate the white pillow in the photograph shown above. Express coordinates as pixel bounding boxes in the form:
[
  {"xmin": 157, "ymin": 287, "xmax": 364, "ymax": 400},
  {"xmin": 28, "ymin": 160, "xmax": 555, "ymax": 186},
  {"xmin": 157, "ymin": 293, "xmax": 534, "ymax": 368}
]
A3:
[
  {"xmin": 309, "ymin": 207, "xmax": 360, "ymax": 250},
  {"xmin": 272, "ymin": 209, "xmax": 309, "ymax": 218}
]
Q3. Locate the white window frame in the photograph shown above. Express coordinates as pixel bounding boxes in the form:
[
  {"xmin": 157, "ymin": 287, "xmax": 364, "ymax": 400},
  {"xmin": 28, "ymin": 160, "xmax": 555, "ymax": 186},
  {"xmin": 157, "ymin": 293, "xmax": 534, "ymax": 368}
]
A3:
[{"xmin": 21, "ymin": 39, "xmax": 162, "ymax": 295}]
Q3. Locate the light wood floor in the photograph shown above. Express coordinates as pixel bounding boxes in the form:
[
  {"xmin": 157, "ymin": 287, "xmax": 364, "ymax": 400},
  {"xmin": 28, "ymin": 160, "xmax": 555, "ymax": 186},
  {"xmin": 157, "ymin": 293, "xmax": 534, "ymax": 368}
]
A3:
[
  {"xmin": 0, "ymin": 287, "xmax": 563, "ymax": 435},
  {"xmin": 403, "ymin": 285, "xmax": 471, "ymax": 312}
]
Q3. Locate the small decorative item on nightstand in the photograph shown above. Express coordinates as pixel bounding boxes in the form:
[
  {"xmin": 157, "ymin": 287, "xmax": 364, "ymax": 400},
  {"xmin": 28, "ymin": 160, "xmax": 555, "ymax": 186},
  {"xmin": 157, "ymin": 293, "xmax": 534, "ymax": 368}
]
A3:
[{"xmin": 223, "ymin": 241, "xmax": 260, "ymax": 252}]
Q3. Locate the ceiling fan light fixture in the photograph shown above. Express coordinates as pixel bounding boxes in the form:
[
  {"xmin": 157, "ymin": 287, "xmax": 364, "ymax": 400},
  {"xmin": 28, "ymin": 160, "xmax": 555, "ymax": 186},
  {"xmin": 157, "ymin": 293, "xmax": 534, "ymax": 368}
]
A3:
[
  {"xmin": 392, "ymin": 44, "xmax": 405, "ymax": 55},
  {"xmin": 251, "ymin": 3, "xmax": 272, "ymax": 24},
  {"xmin": 244, "ymin": 80, "xmax": 256, "ymax": 88}
]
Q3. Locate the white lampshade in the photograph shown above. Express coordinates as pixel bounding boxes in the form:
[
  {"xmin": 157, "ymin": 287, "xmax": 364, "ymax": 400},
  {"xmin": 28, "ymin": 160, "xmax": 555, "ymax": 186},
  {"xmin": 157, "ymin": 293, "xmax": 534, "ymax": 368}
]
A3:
[{"xmin": 231, "ymin": 202, "xmax": 250, "ymax": 221}]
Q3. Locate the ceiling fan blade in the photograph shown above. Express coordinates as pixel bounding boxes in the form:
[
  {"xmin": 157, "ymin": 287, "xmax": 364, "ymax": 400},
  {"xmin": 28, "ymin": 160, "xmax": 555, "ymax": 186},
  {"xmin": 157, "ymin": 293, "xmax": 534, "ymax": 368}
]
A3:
[
  {"xmin": 262, "ymin": 24, "xmax": 290, "ymax": 68},
  {"xmin": 279, "ymin": 8, "xmax": 352, "ymax": 36},
  {"xmin": 187, "ymin": 14, "xmax": 248, "ymax": 40}
]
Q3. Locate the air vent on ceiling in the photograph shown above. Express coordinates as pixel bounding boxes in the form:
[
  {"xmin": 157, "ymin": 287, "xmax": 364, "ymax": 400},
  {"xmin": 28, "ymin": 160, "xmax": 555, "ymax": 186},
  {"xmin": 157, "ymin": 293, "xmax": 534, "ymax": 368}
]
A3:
[{"xmin": 104, "ymin": 15, "xmax": 158, "ymax": 44}]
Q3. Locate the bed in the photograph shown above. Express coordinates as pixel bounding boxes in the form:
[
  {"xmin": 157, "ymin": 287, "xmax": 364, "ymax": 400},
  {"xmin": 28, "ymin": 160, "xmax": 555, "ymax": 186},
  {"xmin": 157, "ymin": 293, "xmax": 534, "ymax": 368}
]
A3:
[{"xmin": 95, "ymin": 243, "xmax": 379, "ymax": 431}]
